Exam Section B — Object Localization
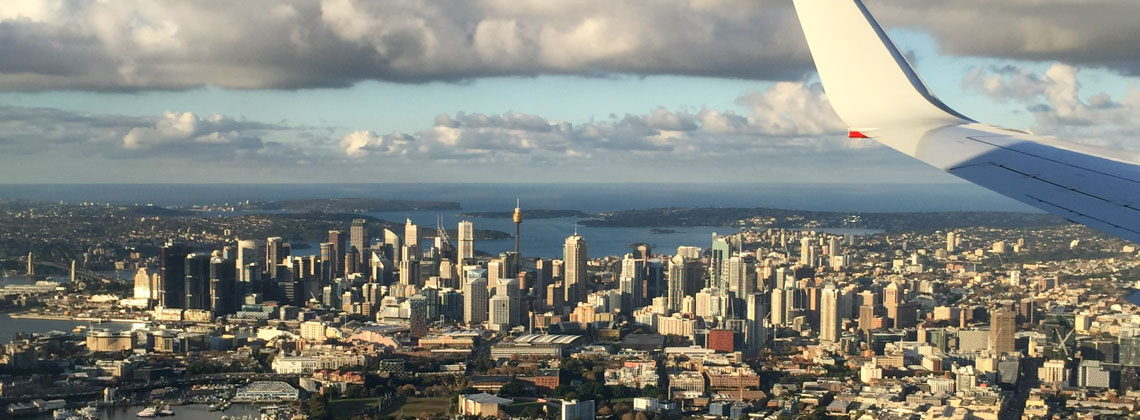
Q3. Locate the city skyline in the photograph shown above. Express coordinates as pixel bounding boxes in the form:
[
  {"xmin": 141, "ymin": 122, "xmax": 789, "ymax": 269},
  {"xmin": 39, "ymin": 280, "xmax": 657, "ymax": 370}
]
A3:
[{"xmin": 1, "ymin": 1, "xmax": 1140, "ymax": 183}]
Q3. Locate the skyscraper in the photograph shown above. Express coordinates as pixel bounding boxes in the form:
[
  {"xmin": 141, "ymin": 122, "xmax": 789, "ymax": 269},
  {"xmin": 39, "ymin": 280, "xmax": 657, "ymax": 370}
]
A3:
[
  {"xmin": 947, "ymin": 231, "xmax": 957, "ymax": 252},
  {"xmin": 563, "ymin": 233, "xmax": 587, "ymax": 305},
  {"xmin": 463, "ymin": 275, "xmax": 489, "ymax": 327},
  {"xmin": 209, "ymin": 256, "xmax": 237, "ymax": 315},
  {"xmin": 457, "ymin": 220, "xmax": 474, "ymax": 261},
  {"xmin": 667, "ymin": 255, "xmax": 702, "ymax": 313},
  {"xmin": 328, "ymin": 230, "xmax": 347, "ymax": 277},
  {"xmin": 990, "ymin": 308, "xmax": 1017, "ymax": 355},
  {"xmin": 619, "ymin": 254, "xmax": 645, "ymax": 310},
  {"xmin": 820, "ymin": 283, "xmax": 840, "ymax": 344},
  {"xmin": 235, "ymin": 239, "xmax": 264, "ymax": 283},
  {"xmin": 266, "ymin": 237, "xmax": 285, "ymax": 280},
  {"xmin": 800, "ymin": 237, "xmax": 813, "ymax": 267},
  {"xmin": 158, "ymin": 242, "xmax": 189, "ymax": 308},
  {"xmin": 745, "ymin": 292, "xmax": 768, "ymax": 350},
  {"xmin": 404, "ymin": 218, "xmax": 420, "ymax": 257},
  {"xmin": 409, "ymin": 295, "xmax": 429, "ymax": 338},
  {"xmin": 771, "ymin": 288, "xmax": 786, "ymax": 326},
  {"xmin": 184, "ymin": 253, "xmax": 211, "ymax": 310},
  {"xmin": 350, "ymin": 219, "xmax": 369, "ymax": 271},
  {"xmin": 710, "ymin": 235, "xmax": 732, "ymax": 290}
]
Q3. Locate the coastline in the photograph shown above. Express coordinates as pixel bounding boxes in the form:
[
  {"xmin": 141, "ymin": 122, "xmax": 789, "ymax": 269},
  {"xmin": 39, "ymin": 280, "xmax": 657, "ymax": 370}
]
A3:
[{"xmin": 8, "ymin": 313, "xmax": 141, "ymax": 324}]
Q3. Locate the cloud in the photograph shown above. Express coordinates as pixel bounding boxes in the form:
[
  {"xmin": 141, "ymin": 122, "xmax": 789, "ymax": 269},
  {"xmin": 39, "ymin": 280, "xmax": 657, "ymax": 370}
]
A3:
[
  {"xmin": 338, "ymin": 82, "xmax": 862, "ymax": 163},
  {"xmin": 962, "ymin": 63, "xmax": 1140, "ymax": 150},
  {"xmin": 877, "ymin": 0, "xmax": 1140, "ymax": 76},
  {"xmin": 0, "ymin": 106, "xmax": 322, "ymax": 162},
  {"xmin": 0, "ymin": 0, "xmax": 810, "ymax": 91}
]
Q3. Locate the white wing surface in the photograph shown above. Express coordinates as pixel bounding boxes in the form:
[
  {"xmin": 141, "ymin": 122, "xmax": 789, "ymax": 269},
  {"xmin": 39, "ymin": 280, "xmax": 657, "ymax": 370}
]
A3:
[{"xmin": 793, "ymin": 0, "xmax": 1140, "ymax": 243}]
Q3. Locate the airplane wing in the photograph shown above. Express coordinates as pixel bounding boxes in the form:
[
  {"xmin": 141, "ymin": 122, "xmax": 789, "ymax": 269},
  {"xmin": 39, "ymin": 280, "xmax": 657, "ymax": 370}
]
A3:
[{"xmin": 792, "ymin": 0, "xmax": 1140, "ymax": 244}]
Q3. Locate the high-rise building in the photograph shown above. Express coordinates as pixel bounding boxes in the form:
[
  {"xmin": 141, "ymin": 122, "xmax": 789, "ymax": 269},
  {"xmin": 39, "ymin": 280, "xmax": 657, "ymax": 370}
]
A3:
[
  {"xmin": 883, "ymin": 281, "xmax": 901, "ymax": 320},
  {"xmin": 620, "ymin": 254, "xmax": 645, "ymax": 310},
  {"xmin": 489, "ymin": 294, "xmax": 512, "ymax": 332},
  {"xmin": 457, "ymin": 220, "xmax": 474, "ymax": 261},
  {"xmin": 404, "ymin": 218, "xmax": 420, "ymax": 257},
  {"xmin": 745, "ymin": 292, "xmax": 768, "ymax": 350},
  {"xmin": 328, "ymin": 230, "xmax": 347, "ymax": 277},
  {"xmin": 563, "ymin": 234, "xmax": 587, "ymax": 305},
  {"xmin": 159, "ymin": 242, "xmax": 189, "ymax": 308},
  {"xmin": 820, "ymin": 283, "xmax": 840, "ymax": 344},
  {"xmin": 800, "ymin": 237, "xmax": 813, "ymax": 267},
  {"xmin": 409, "ymin": 295, "xmax": 429, "ymax": 338},
  {"xmin": 235, "ymin": 239, "xmax": 265, "ymax": 283},
  {"xmin": 990, "ymin": 308, "xmax": 1018, "ymax": 355},
  {"xmin": 947, "ymin": 231, "xmax": 957, "ymax": 252},
  {"xmin": 667, "ymin": 255, "xmax": 701, "ymax": 313},
  {"xmin": 771, "ymin": 288, "xmax": 786, "ymax": 326},
  {"xmin": 710, "ymin": 235, "xmax": 732, "ymax": 290},
  {"xmin": 350, "ymin": 219, "xmax": 369, "ymax": 272},
  {"xmin": 266, "ymin": 237, "xmax": 286, "ymax": 280},
  {"xmin": 209, "ymin": 256, "xmax": 237, "ymax": 315},
  {"xmin": 463, "ymin": 276, "xmax": 489, "ymax": 327},
  {"xmin": 184, "ymin": 253, "xmax": 211, "ymax": 310}
]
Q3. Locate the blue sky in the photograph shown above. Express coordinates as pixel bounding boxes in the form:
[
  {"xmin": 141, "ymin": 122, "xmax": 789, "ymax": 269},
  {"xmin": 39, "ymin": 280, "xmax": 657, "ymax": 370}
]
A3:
[{"xmin": 1, "ymin": 0, "xmax": 1139, "ymax": 184}]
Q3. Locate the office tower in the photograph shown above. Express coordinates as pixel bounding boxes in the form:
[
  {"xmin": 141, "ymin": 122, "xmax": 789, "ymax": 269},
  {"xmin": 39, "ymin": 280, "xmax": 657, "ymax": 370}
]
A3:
[
  {"xmin": 820, "ymin": 283, "xmax": 840, "ymax": 344},
  {"xmin": 745, "ymin": 292, "xmax": 768, "ymax": 350},
  {"xmin": 535, "ymin": 259, "xmax": 553, "ymax": 302},
  {"xmin": 209, "ymin": 256, "xmax": 237, "ymax": 315},
  {"xmin": 266, "ymin": 237, "xmax": 286, "ymax": 280},
  {"xmin": 463, "ymin": 276, "xmax": 489, "ymax": 327},
  {"xmin": 774, "ymin": 267, "xmax": 789, "ymax": 290},
  {"xmin": 771, "ymin": 288, "xmax": 785, "ymax": 326},
  {"xmin": 184, "ymin": 253, "xmax": 211, "ymax": 310},
  {"xmin": 404, "ymin": 218, "xmax": 419, "ymax": 257},
  {"xmin": 158, "ymin": 242, "xmax": 189, "ymax": 308},
  {"xmin": 800, "ymin": 237, "xmax": 813, "ymax": 267},
  {"xmin": 458, "ymin": 220, "xmax": 474, "ymax": 261},
  {"xmin": 350, "ymin": 218, "xmax": 368, "ymax": 265},
  {"xmin": 563, "ymin": 233, "xmax": 587, "ymax": 305},
  {"xmin": 409, "ymin": 295, "xmax": 429, "ymax": 338},
  {"xmin": 991, "ymin": 308, "xmax": 1017, "ymax": 355},
  {"xmin": 489, "ymin": 294, "xmax": 512, "ymax": 332},
  {"xmin": 828, "ymin": 236, "xmax": 840, "ymax": 259},
  {"xmin": 947, "ymin": 231, "xmax": 957, "ymax": 252},
  {"xmin": 884, "ymin": 281, "xmax": 901, "ymax": 320},
  {"xmin": 513, "ymin": 199, "xmax": 523, "ymax": 254},
  {"xmin": 646, "ymin": 258, "xmax": 665, "ymax": 300},
  {"xmin": 667, "ymin": 255, "xmax": 701, "ymax": 313},
  {"xmin": 494, "ymin": 278, "xmax": 521, "ymax": 327},
  {"xmin": 728, "ymin": 254, "xmax": 756, "ymax": 297},
  {"xmin": 328, "ymin": 230, "xmax": 347, "ymax": 277},
  {"xmin": 345, "ymin": 247, "xmax": 360, "ymax": 277},
  {"xmin": 859, "ymin": 304, "xmax": 876, "ymax": 332},
  {"xmin": 619, "ymin": 254, "xmax": 645, "ymax": 310},
  {"xmin": 710, "ymin": 235, "xmax": 732, "ymax": 290},
  {"xmin": 236, "ymin": 239, "xmax": 265, "ymax": 283},
  {"xmin": 500, "ymin": 251, "xmax": 521, "ymax": 279}
]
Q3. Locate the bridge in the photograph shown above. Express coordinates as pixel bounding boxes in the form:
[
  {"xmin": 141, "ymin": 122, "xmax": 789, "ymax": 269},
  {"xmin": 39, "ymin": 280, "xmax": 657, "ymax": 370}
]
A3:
[{"xmin": 11, "ymin": 253, "xmax": 122, "ymax": 284}]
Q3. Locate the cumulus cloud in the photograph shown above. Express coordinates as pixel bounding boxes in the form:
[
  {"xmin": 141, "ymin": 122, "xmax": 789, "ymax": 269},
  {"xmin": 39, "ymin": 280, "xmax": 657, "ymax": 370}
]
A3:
[
  {"xmin": 877, "ymin": 0, "xmax": 1140, "ymax": 76},
  {"xmin": 0, "ymin": 0, "xmax": 810, "ymax": 91},
  {"xmin": 963, "ymin": 63, "xmax": 1140, "ymax": 150},
  {"xmin": 0, "ymin": 106, "xmax": 317, "ymax": 161},
  {"xmin": 338, "ymin": 82, "xmax": 858, "ymax": 163}
]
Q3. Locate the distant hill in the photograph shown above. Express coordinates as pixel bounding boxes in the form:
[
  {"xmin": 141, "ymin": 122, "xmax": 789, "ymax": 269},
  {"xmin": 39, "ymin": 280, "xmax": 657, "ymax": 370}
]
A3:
[
  {"xmin": 248, "ymin": 198, "xmax": 460, "ymax": 213},
  {"xmin": 580, "ymin": 207, "xmax": 1067, "ymax": 232},
  {"xmin": 459, "ymin": 209, "xmax": 589, "ymax": 219}
]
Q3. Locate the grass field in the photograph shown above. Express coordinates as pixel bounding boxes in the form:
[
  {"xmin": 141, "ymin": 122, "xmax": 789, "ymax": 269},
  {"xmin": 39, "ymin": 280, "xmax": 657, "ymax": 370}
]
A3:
[
  {"xmin": 329, "ymin": 397, "xmax": 381, "ymax": 420},
  {"xmin": 379, "ymin": 397, "xmax": 452, "ymax": 419}
]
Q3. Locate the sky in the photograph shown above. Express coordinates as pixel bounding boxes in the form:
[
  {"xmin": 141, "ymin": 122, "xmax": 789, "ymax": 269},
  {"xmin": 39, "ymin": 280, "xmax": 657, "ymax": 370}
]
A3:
[{"xmin": 1, "ymin": 0, "xmax": 1140, "ymax": 184}]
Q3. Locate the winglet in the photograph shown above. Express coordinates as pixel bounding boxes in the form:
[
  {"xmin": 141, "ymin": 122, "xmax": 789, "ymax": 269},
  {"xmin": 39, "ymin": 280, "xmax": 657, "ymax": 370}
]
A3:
[{"xmin": 792, "ymin": 0, "xmax": 973, "ymax": 131}]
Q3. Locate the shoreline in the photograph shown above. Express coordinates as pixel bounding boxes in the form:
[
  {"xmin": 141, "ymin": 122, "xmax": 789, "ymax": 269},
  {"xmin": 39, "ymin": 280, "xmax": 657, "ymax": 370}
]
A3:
[{"xmin": 7, "ymin": 313, "xmax": 142, "ymax": 324}]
